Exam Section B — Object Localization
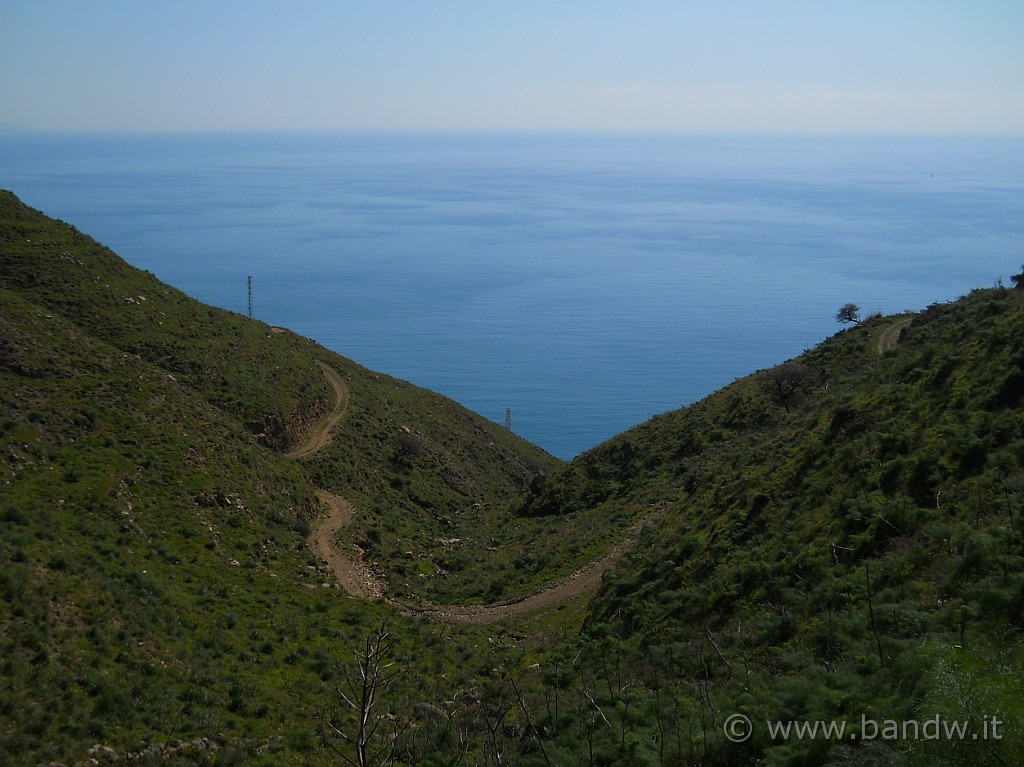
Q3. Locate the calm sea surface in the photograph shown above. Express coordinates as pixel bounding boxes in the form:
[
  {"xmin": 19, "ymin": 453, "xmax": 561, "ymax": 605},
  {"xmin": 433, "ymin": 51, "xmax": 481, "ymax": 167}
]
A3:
[{"xmin": 2, "ymin": 132, "xmax": 1023, "ymax": 458}]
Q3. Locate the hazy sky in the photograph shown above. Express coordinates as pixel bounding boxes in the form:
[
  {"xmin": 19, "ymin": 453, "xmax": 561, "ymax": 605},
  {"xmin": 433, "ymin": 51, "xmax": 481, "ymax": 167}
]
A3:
[{"xmin": 3, "ymin": 1, "xmax": 1023, "ymax": 133}]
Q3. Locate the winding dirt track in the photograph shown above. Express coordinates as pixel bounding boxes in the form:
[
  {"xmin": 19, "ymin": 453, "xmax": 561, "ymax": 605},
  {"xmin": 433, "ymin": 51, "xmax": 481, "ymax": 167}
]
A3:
[
  {"xmin": 308, "ymin": 490, "xmax": 386, "ymax": 600},
  {"xmin": 286, "ymin": 362, "xmax": 350, "ymax": 459},
  {"xmin": 409, "ymin": 519, "xmax": 650, "ymax": 622},
  {"xmin": 291, "ymin": 362, "xmax": 638, "ymax": 622}
]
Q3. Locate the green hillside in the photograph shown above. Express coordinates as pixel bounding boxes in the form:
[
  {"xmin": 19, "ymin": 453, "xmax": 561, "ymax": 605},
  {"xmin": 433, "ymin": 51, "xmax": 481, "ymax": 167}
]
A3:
[
  {"xmin": 2, "ymin": 188, "xmax": 1022, "ymax": 766},
  {"xmin": 524, "ymin": 290, "xmax": 1024, "ymax": 765},
  {"xmin": 0, "ymin": 190, "xmax": 561, "ymax": 765}
]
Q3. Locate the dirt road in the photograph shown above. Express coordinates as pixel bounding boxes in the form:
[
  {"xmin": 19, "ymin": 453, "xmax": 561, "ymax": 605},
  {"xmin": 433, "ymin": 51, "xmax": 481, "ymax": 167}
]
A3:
[
  {"xmin": 408, "ymin": 518, "xmax": 649, "ymax": 622},
  {"xmin": 308, "ymin": 490, "xmax": 386, "ymax": 600},
  {"xmin": 291, "ymin": 362, "xmax": 637, "ymax": 623},
  {"xmin": 877, "ymin": 317, "xmax": 913, "ymax": 355},
  {"xmin": 286, "ymin": 362, "xmax": 350, "ymax": 459}
]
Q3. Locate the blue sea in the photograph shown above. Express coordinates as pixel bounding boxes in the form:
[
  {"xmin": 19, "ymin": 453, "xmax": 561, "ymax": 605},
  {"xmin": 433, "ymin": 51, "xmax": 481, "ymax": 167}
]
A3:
[{"xmin": 2, "ymin": 132, "xmax": 1023, "ymax": 458}]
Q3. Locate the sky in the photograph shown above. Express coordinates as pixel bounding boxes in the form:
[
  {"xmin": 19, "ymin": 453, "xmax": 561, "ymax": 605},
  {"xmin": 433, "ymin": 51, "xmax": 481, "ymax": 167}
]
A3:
[{"xmin": 2, "ymin": 1, "xmax": 1023, "ymax": 133}]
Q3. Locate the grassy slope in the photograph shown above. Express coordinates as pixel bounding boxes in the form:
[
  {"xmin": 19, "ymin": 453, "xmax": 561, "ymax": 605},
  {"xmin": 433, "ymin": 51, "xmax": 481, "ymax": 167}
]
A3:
[
  {"xmin": 525, "ymin": 291, "xmax": 1024, "ymax": 764},
  {"xmin": 0, "ymin": 190, "xmax": 563, "ymax": 594},
  {"xmin": 0, "ymin": 190, "xmax": 329, "ymax": 450},
  {"xmin": 0, "ymin": 287, "xmax": 336, "ymax": 759},
  {"xmin": 0, "ymin": 191, "xmax": 560, "ymax": 764}
]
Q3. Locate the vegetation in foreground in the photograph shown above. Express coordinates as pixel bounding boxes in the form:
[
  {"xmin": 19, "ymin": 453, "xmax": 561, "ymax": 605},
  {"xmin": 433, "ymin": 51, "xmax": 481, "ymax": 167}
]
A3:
[{"xmin": 2, "ymin": 189, "xmax": 1023, "ymax": 765}]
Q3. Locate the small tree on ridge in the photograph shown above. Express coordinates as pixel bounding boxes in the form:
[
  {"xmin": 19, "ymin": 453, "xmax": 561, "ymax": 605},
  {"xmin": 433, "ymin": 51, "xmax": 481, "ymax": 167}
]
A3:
[{"xmin": 836, "ymin": 303, "xmax": 862, "ymax": 325}]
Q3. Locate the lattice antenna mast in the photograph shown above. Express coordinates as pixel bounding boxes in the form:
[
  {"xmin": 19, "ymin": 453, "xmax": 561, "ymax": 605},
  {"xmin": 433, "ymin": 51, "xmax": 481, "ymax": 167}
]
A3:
[
  {"xmin": 505, "ymin": 408, "xmax": 513, "ymax": 431},
  {"xmin": 247, "ymin": 275, "xmax": 253, "ymax": 319}
]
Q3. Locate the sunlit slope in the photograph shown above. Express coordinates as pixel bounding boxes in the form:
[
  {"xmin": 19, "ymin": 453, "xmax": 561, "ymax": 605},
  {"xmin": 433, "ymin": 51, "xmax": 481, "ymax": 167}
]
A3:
[
  {"xmin": 0, "ymin": 190, "xmax": 560, "ymax": 763},
  {"xmin": 520, "ymin": 290, "xmax": 1024, "ymax": 762}
]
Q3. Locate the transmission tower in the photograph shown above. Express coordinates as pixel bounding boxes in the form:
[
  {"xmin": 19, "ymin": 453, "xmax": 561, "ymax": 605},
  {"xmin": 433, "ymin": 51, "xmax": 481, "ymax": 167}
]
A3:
[{"xmin": 247, "ymin": 275, "xmax": 253, "ymax": 319}]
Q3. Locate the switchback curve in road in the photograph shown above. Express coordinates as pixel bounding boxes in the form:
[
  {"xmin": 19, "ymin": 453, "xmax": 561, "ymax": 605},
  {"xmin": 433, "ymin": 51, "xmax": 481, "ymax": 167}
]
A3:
[
  {"xmin": 291, "ymin": 361, "xmax": 642, "ymax": 623},
  {"xmin": 308, "ymin": 489, "xmax": 386, "ymax": 600}
]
